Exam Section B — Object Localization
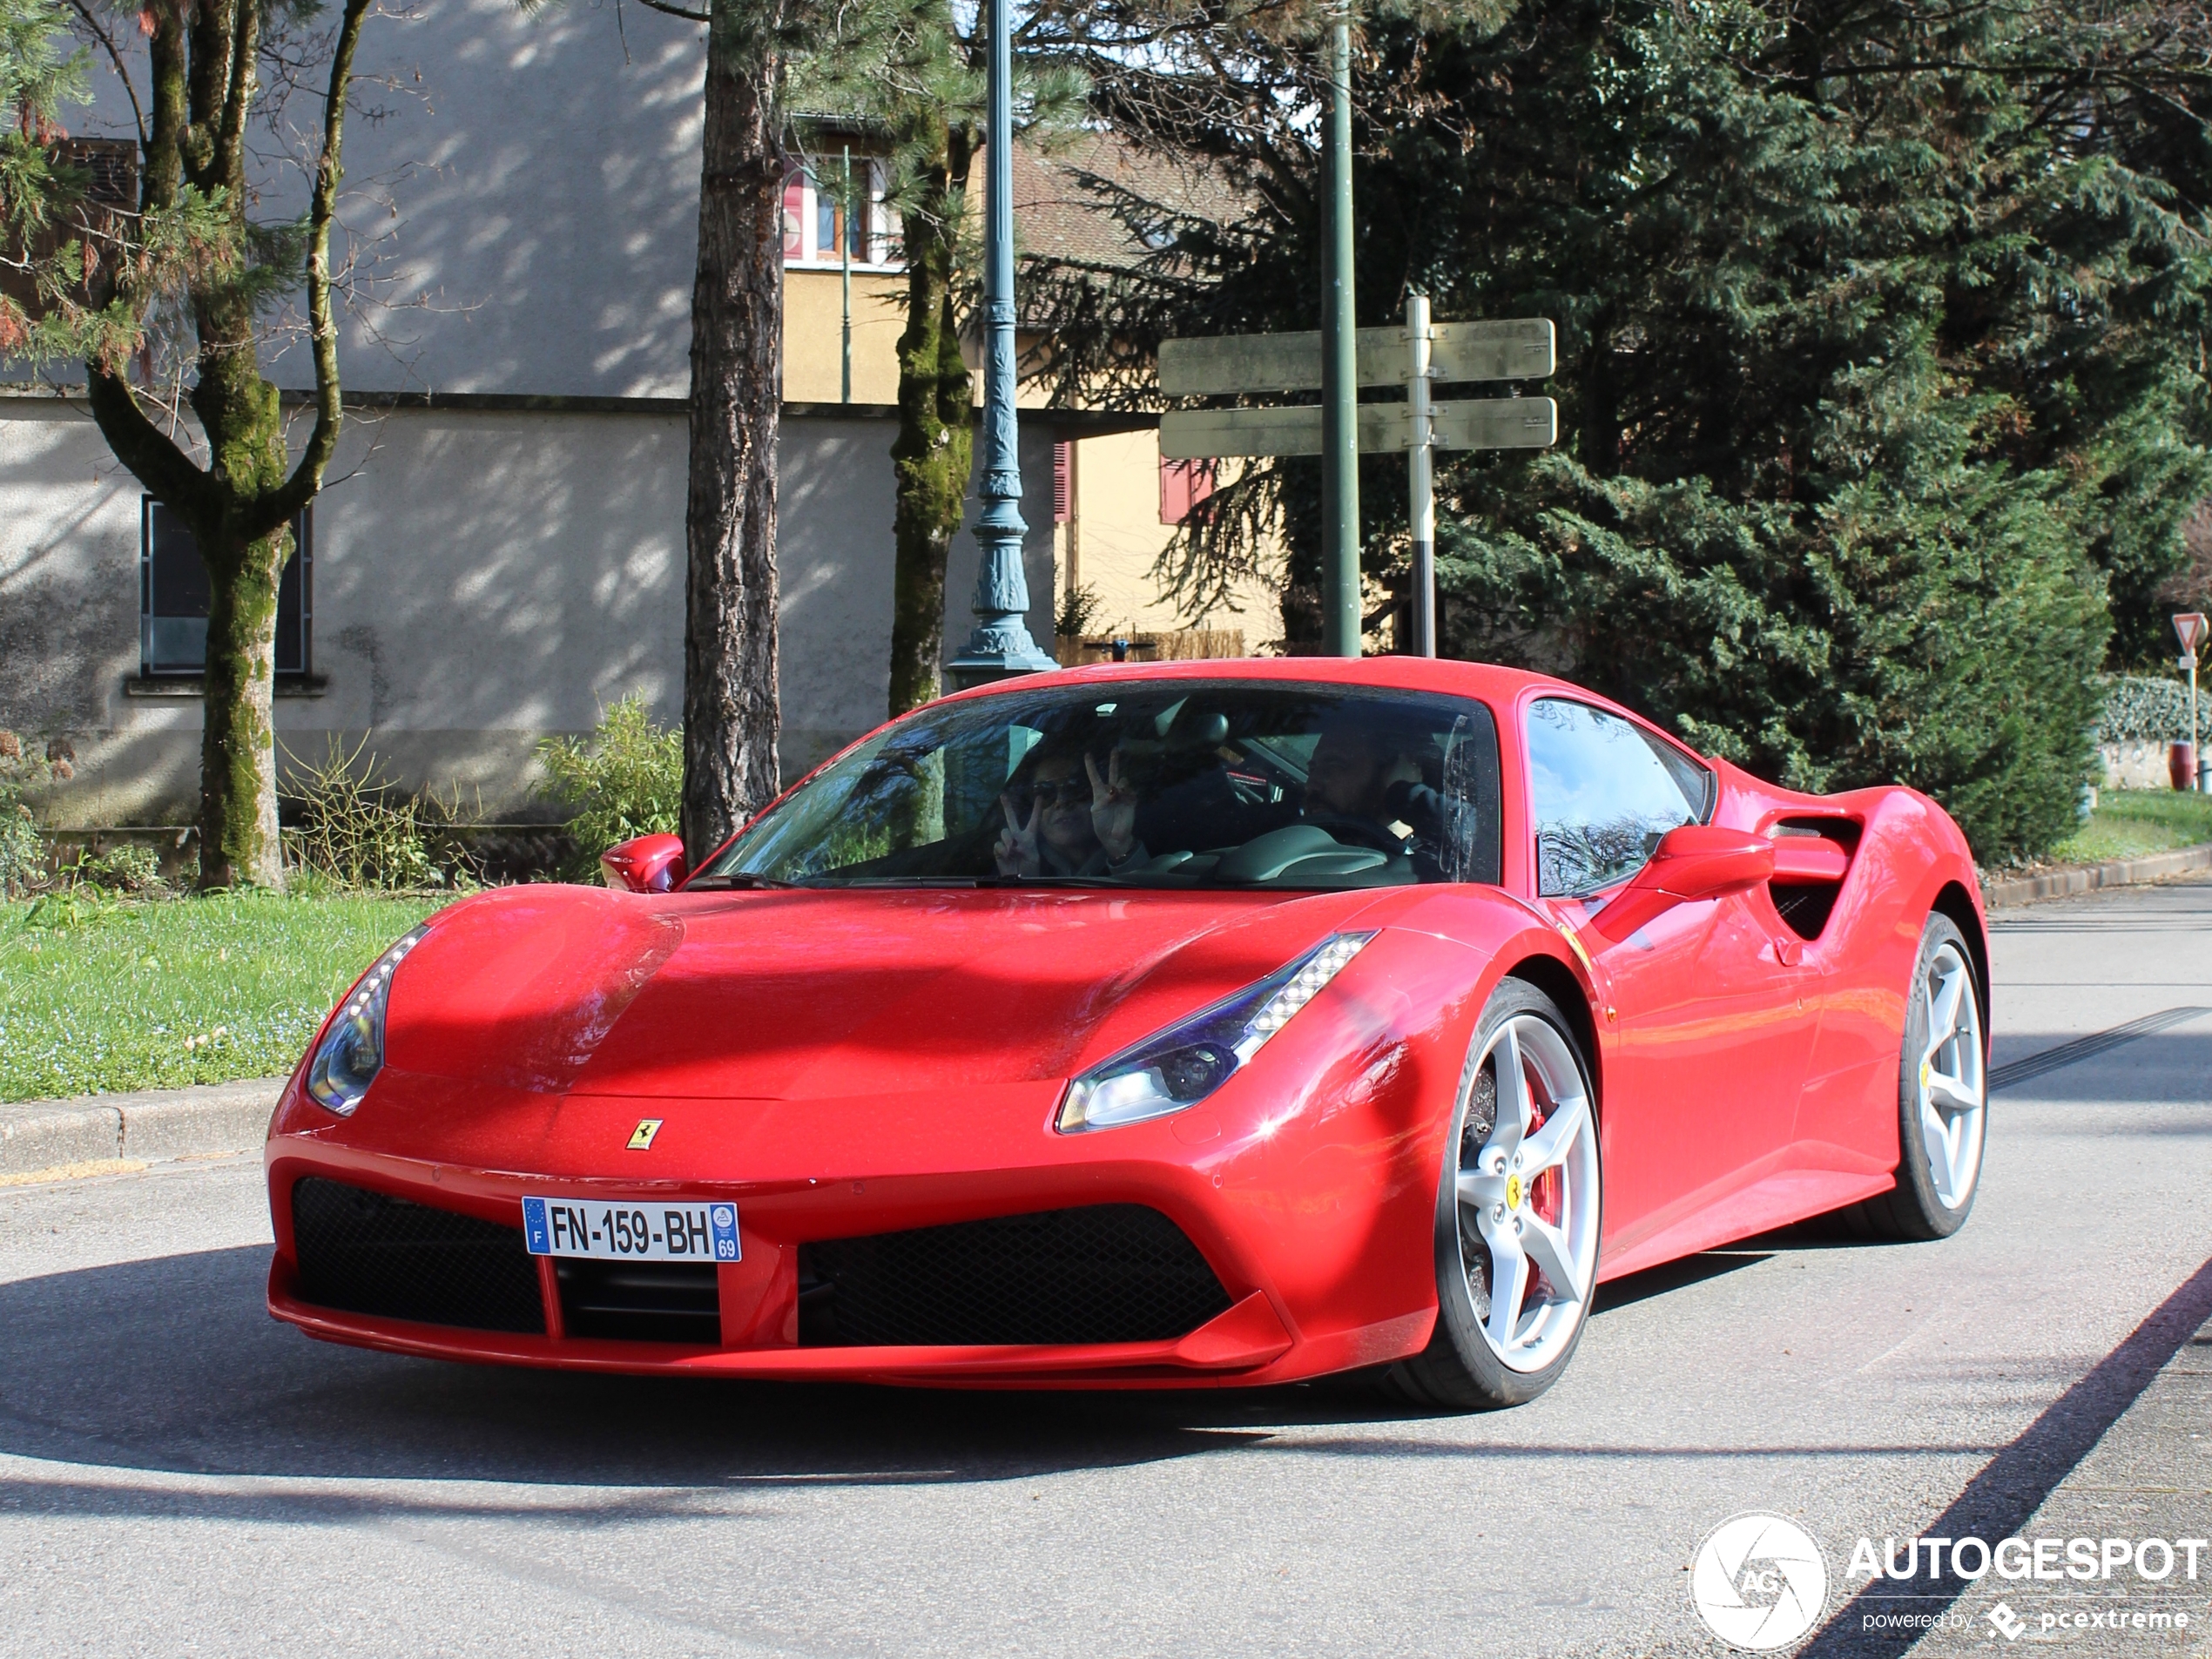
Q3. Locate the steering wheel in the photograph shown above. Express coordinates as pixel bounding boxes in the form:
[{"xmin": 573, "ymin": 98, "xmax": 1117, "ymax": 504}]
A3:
[{"xmin": 1299, "ymin": 812, "xmax": 1409, "ymax": 853}]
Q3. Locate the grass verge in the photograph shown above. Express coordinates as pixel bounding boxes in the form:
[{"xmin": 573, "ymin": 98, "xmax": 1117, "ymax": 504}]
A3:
[
  {"xmin": 0, "ymin": 891, "xmax": 448, "ymax": 1103},
  {"xmin": 2048, "ymin": 789, "xmax": 2212, "ymax": 866}
]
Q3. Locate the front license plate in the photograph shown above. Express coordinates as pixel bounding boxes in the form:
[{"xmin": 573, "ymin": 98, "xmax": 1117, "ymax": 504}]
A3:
[{"xmin": 522, "ymin": 1195, "xmax": 741, "ymax": 1263}]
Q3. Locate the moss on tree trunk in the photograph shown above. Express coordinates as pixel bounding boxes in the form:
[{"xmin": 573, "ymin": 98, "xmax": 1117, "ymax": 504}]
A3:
[{"xmin": 887, "ymin": 136, "xmax": 975, "ymax": 718}]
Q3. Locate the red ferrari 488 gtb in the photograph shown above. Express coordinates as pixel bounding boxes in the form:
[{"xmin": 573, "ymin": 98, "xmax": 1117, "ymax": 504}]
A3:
[{"xmin": 266, "ymin": 658, "xmax": 1989, "ymax": 1409}]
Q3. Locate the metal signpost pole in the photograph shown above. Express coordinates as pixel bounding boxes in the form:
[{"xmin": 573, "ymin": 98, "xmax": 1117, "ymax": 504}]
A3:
[
  {"xmin": 948, "ymin": 0, "xmax": 1056, "ymax": 687},
  {"xmin": 1319, "ymin": 6, "xmax": 1360, "ymax": 658},
  {"xmin": 1405, "ymin": 292, "xmax": 1434, "ymax": 657}
]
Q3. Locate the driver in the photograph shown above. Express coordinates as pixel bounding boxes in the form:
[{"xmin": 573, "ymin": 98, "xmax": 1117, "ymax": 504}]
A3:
[
  {"xmin": 1304, "ymin": 715, "xmax": 1427, "ymax": 826},
  {"xmin": 1302, "ymin": 711, "xmax": 1483, "ymax": 879},
  {"xmin": 994, "ymin": 744, "xmax": 1146, "ymax": 877}
]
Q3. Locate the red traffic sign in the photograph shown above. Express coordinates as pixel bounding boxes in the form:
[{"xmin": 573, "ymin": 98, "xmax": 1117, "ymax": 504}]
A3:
[{"xmin": 2175, "ymin": 612, "xmax": 2209, "ymax": 653}]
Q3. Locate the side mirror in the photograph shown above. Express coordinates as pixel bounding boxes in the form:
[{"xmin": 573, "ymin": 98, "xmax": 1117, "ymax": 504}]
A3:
[
  {"xmin": 1587, "ymin": 825, "xmax": 1773, "ymax": 942},
  {"xmin": 600, "ymin": 833, "xmax": 687, "ymax": 894},
  {"xmin": 1641, "ymin": 824, "xmax": 1776, "ymax": 899}
]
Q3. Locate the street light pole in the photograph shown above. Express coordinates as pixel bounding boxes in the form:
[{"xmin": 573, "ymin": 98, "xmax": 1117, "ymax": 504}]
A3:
[
  {"xmin": 948, "ymin": 0, "xmax": 1057, "ymax": 688},
  {"xmin": 1319, "ymin": 6, "xmax": 1360, "ymax": 659},
  {"xmin": 840, "ymin": 145, "xmax": 853, "ymax": 405}
]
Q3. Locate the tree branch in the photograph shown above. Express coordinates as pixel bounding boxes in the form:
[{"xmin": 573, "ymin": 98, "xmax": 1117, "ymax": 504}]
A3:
[
  {"xmin": 84, "ymin": 367, "xmax": 221, "ymax": 524},
  {"xmin": 65, "ymin": 0, "xmax": 151, "ymax": 146},
  {"xmin": 631, "ymin": 0, "xmax": 711, "ymax": 24},
  {"xmin": 262, "ymin": 0, "xmax": 374, "ymax": 531}
]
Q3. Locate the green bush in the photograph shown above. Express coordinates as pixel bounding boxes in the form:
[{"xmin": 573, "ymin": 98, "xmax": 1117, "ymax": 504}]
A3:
[
  {"xmin": 0, "ymin": 731, "xmax": 56, "ymax": 898},
  {"xmin": 284, "ymin": 738, "xmax": 468, "ymax": 891},
  {"xmin": 78, "ymin": 843, "xmax": 164, "ymax": 893},
  {"xmin": 535, "ymin": 696, "xmax": 683, "ymax": 877}
]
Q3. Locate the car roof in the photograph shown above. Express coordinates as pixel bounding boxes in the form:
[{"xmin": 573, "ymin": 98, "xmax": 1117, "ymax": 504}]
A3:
[{"xmin": 936, "ymin": 655, "xmax": 1582, "ymax": 706}]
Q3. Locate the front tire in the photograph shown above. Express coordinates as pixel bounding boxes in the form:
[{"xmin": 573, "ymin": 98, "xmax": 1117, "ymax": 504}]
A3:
[
  {"xmin": 1387, "ymin": 979, "xmax": 1602, "ymax": 1411},
  {"xmin": 1842, "ymin": 912, "xmax": 1987, "ymax": 1241}
]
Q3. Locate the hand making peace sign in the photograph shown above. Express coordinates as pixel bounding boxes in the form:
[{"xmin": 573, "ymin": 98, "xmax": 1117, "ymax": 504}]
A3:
[
  {"xmin": 1086, "ymin": 751, "xmax": 1138, "ymax": 863},
  {"xmin": 994, "ymin": 793, "xmax": 1043, "ymax": 877}
]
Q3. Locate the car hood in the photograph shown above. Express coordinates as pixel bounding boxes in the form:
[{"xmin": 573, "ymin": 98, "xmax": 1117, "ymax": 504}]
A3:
[{"xmin": 381, "ymin": 883, "xmax": 1388, "ymax": 1100}]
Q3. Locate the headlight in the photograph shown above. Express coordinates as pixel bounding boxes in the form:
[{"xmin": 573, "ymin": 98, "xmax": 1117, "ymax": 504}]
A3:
[
  {"xmin": 305, "ymin": 924, "xmax": 430, "ymax": 1116},
  {"xmin": 1056, "ymin": 933, "xmax": 1375, "ymax": 1133}
]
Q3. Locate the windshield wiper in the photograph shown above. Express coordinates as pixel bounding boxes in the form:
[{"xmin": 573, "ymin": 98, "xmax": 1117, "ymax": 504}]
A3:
[{"xmin": 684, "ymin": 872, "xmax": 802, "ymax": 890}]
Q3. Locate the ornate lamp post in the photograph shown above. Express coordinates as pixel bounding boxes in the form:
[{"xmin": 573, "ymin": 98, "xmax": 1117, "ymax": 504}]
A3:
[{"xmin": 947, "ymin": 0, "xmax": 1058, "ymax": 689}]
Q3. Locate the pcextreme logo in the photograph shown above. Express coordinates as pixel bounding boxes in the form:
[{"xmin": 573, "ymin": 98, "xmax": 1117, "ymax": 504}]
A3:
[{"xmin": 1690, "ymin": 1513, "xmax": 1831, "ymax": 1651}]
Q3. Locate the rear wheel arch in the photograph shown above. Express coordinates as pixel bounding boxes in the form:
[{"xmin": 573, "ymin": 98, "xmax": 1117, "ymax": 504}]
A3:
[{"xmin": 1930, "ymin": 880, "xmax": 1990, "ymax": 1046}]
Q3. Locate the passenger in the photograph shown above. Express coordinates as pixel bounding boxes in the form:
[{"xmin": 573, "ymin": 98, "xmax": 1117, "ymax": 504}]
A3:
[{"xmin": 994, "ymin": 745, "xmax": 1145, "ymax": 877}]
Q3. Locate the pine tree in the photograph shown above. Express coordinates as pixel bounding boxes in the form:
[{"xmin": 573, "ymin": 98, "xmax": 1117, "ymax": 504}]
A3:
[{"xmin": 1028, "ymin": 0, "xmax": 2212, "ymax": 859}]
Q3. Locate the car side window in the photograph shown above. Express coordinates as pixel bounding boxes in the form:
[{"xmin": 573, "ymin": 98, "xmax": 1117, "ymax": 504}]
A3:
[{"xmin": 1525, "ymin": 698, "xmax": 1707, "ymax": 897}]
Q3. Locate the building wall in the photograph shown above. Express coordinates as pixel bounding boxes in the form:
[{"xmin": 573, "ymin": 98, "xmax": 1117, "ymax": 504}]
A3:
[
  {"xmin": 1059, "ymin": 431, "xmax": 1281, "ymax": 649},
  {"xmin": 0, "ymin": 397, "xmax": 1059, "ymax": 826}
]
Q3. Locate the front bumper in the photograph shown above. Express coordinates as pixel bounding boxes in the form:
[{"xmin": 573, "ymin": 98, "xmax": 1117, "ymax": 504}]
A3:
[{"xmin": 263, "ymin": 932, "xmax": 1483, "ymax": 1387}]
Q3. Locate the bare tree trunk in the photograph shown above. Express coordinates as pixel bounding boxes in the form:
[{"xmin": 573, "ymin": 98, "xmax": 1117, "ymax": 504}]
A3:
[
  {"xmin": 682, "ymin": 0, "xmax": 787, "ymax": 861},
  {"xmin": 886, "ymin": 135, "xmax": 974, "ymax": 717}
]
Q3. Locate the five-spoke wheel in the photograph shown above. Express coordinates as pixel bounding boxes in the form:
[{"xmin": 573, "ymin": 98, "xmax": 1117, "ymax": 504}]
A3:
[
  {"xmin": 1389, "ymin": 979, "xmax": 1602, "ymax": 1409},
  {"xmin": 1843, "ymin": 911, "xmax": 1989, "ymax": 1239}
]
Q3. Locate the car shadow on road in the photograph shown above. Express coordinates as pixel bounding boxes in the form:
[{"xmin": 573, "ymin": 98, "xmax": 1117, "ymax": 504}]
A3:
[
  {"xmin": 0, "ymin": 1233, "xmax": 1862, "ymax": 1507},
  {"xmin": 0, "ymin": 1244, "xmax": 1439, "ymax": 1497}
]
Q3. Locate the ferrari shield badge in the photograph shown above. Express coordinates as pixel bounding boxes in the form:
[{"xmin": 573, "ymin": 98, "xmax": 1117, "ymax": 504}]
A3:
[{"xmin": 627, "ymin": 1118, "xmax": 664, "ymax": 1150}]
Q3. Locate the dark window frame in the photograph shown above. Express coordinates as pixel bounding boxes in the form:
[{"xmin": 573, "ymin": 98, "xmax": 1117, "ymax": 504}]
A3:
[{"xmin": 139, "ymin": 497, "xmax": 313, "ymax": 679}]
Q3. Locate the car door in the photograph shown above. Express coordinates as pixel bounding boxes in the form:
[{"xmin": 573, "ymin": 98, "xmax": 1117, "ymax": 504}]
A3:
[{"xmin": 1521, "ymin": 698, "xmax": 1816, "ymax": 1247}]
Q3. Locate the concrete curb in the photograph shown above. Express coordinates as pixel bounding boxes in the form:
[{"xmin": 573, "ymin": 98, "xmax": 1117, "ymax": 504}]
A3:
[
  {"xmin": 0, "ymin": 1076, "xmax": 283, "ymax": 1177},
  {"xmin": 1983, "ymin": 842, "xmax": 2212, "ymax": 908}
]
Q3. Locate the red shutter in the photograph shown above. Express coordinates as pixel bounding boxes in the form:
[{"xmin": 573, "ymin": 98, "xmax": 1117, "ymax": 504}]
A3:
[
  {"xmin": 1158, "ymin": 458, "xmax": 1217, "ymax": 525},
  {"xmin": 1053, "ymin": 442, "xmax": 1073, "ymax": 523}
]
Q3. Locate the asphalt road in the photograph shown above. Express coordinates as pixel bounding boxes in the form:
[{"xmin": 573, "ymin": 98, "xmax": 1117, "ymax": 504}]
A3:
[{"xmin": 3, "ymin": 880, "xmax": 2210, "ymax": 1657}]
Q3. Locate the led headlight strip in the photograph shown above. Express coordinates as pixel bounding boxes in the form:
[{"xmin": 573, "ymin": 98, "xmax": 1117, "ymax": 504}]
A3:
[
  {"xmin": 305, "ymin": 923, "xmax": 431, "ymax": 1116},
  {"xmin": 1056, "ymin": 932, "xmax": 1376, "ymax": 1134}
]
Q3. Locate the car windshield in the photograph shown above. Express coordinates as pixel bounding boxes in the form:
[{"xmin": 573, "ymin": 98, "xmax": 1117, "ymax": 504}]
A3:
[{"xmin": 697, "ymin": 680, "xmax": 1503, "ymax": 891}]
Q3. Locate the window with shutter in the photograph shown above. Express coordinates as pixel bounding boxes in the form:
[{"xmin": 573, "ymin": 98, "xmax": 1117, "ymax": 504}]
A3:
[{"xmin": 1158, "ymin": 458, "xmax": 1217, "ymax": 525}]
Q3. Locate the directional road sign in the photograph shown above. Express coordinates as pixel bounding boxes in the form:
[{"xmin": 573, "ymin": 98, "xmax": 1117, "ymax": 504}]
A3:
[
  {"xmin": 1160, "ymin": 396, "xmax": 1555, "ymax": 459},
  {"xmin": 1160, "ymin": 320, "xmax": 1554, "ymax": 397}
]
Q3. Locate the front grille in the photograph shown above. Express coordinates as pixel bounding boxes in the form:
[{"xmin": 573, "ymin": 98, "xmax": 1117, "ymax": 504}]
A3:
[
  {"xmin": 556, "ymin": 1259, "xmax": 721, "ymax": 1345},
  {"xmin": 290, "ymin": 1177, "xmax": 545, "ymax": 1335},
  {"xmin": 798, "ymin": 1204, "xmax": 1232, "ymax": 1348}
]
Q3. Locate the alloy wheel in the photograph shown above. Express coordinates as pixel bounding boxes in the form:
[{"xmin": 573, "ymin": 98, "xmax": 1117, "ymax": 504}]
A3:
[
  {"xmin": 1916, "ymin": 940, "xmax": 1986, "ymax": 1209},
  {"xmin": 1453, "ymin": 1014, "xmax": 1601, "ymax": 1374}
]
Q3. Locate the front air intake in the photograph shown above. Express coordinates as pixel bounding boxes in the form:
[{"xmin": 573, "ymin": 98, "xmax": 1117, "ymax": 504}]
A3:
[
  {"xmin": 555, "ymin": 1258, "xmax": 721, "ymax": 1345},
  {"xmin": 290, "ymin": 1177, "xmax": 546, "ymax": 1335},
  {"xmin": 798, "ymin": 1204, "xmax": 1232, "ymax": 1347}
]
